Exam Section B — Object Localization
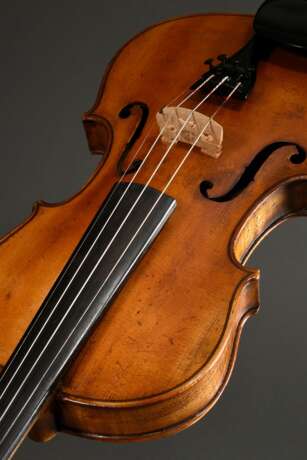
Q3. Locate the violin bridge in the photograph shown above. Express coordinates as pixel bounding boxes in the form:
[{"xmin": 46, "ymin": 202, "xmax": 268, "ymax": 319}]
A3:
[{"xmin": 156, "ymin": 107, "xmax": 223, "ymax": 158}]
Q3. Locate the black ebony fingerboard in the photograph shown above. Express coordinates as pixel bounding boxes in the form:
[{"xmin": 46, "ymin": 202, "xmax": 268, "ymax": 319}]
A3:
[{"xmin": 0, "ymin": 182, "xmax": 176, "ymax": 459}]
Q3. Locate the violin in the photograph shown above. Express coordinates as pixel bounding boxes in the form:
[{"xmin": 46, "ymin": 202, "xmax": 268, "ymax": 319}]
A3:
[{"xmin": 1, "ymin": 1, "xmax": 307, "ymax": 458}]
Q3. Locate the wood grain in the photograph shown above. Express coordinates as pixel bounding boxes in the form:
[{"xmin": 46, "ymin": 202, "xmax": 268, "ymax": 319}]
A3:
[{"xmin": 1, "ymin": 13, "xmax": 307, "ymax": 443}]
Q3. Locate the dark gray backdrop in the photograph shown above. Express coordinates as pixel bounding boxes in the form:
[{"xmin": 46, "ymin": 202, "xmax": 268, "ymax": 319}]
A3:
[{"xmin": 0, "ymin": 1, "xmax": 306, "ymax": 459}]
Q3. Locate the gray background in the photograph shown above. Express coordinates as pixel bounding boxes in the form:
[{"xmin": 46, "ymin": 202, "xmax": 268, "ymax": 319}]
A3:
[{"xmin": 0, "ymin": 1, "xmax": 306, "ymax": 459}]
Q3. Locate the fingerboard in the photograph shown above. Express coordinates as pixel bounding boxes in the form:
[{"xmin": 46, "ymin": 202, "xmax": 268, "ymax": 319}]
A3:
[{"xmin": 0, "ymin": 182, "xmax": 176, "ymax": 459}]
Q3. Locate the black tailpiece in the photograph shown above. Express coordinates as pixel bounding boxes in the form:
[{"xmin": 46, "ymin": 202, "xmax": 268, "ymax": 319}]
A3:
[{"xmin": 191, "ymin": 36, "xmax": 272, "ymax": 100}]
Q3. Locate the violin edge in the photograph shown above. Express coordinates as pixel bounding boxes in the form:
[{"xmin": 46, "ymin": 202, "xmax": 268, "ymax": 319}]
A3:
[
  {"xmin": 28, "ymin": 271, "xmax": 259, "ymax": 442},
  {"xmin": 30, "ymin": 174, "xmax": 307, "ymax": 443}
]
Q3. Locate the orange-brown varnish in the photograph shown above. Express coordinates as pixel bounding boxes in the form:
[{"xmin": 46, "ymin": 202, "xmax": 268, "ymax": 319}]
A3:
[{"xmin": 1, "ymin": 13, "xmax": 307, "ymax": 443}]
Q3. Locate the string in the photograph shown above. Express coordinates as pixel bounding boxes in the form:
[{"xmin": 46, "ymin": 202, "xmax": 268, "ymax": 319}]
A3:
[
  {"xmin": 0, "ymin": 76, "xmax": 225, "ymax": 411},
  {"xmin": 0, "ymin": 80, "xmax": 242, "ymax": 444},
  {"xmin": 0, "ymin": 80, "xmax": 230, "ymax": 423},
  {"xmin": 0, "ymin": 76, "xmax": 229, "ymax": 430},
  {"xmin": 0, "ymin": 75, "xmax": 214, "ymax": 400},
  {"xmin": 0, "ymin": 78, "xmax": 238, "ymax": 441}
]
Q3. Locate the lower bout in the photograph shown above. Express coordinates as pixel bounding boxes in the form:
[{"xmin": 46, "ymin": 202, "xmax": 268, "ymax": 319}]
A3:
[{"xmin": 30, "ymin": 305, "xmax": 257, "ymax": 443}]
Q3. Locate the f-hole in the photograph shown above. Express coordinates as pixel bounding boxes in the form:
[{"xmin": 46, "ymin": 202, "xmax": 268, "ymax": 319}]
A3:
[
  {"xmin": 200, "ymin": 142, "xmax": 306, "ymax": 202},
  {"xmin": 117, "ymin": 102, "xmax": 149, "ymax": 176}
]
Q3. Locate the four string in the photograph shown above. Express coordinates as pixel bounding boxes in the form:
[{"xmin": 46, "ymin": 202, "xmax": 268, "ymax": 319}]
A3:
[
  {"xmin": 0, "ymin": 73, "xmax": 242, "ymax": 443},
  {"xmin": 0, "ymin": 74, "xmax": 215, "ymax": 402},
  {"xmin": 0, "ymin": 75, "xmax": 215, "ymax": 404}
]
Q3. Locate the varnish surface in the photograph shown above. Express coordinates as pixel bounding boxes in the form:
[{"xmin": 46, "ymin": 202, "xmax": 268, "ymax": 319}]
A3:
[{"xmin": 1, "ymin": 13, "xmax": 307, "ymax": 440}]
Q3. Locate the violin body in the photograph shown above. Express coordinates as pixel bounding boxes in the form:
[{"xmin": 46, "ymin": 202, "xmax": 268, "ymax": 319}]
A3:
[{"xmin": 1, "ymin": 12, "xmax": 307, "ymax": 444}]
